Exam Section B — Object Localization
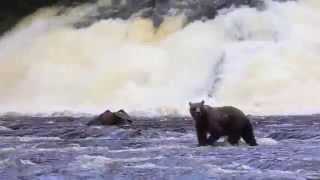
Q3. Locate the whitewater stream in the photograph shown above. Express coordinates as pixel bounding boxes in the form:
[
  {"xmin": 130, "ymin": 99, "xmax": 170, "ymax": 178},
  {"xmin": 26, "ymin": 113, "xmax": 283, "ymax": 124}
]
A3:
[{"xmin": 0, "ymin": 115, "xmax": 319, "ymax": 180}]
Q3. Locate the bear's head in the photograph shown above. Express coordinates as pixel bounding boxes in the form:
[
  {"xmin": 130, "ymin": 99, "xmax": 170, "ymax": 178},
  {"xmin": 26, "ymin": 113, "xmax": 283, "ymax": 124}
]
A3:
[{"xmin": 189, "ymin": 100, "xmax": 205, "ymax": 119}]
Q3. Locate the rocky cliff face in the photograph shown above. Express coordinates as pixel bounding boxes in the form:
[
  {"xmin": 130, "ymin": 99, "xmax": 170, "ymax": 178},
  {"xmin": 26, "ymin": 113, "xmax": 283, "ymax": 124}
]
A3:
[
  {"xmin": 0, "ymin": 0, "xmax": 90, "ymax": 34},
  {"xmin": 0, "ymin": 0, "xmax": 293, "ymax": 35},
  {"xmin": 72, "ymin": 0, "xmax": 265, "ymax": 28}
]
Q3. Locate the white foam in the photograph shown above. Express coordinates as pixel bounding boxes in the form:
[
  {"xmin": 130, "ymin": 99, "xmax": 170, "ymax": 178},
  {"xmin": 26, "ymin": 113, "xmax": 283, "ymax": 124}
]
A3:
[
  {"xmin": 109, "ymin": 144, "xmax": 190, "ymax": 153},
  {"xmin": 20, "ymin": 159, "xmax": 36, "ymax": 165},
  {"xmin": 0, "ymin": 126, "xmax": 12, "ymax": 131},
  {"xmin": 0, "ymin": 159, "xmax": 11, "ymax": 169},
  {"xmin": 18, "ymin": 136, "xmax": 62, "ymax": 142},
  {"xmin": 257, "ymin": 137, "xmax": 278, "ymax": 145},
  {"xmin": 206, "ymin": 164, "xmax": 239, "ymax": 174},
  {"xmin": 71, "ymin": 155, "xmax": 163, "ymax": 170},
  {"xmin": 0, "ymin": 147, "xmax": 16, "ymax": 152},
  {"xmin": 127, "ymin": 163, "xmax": 192, "ymax": 170}
]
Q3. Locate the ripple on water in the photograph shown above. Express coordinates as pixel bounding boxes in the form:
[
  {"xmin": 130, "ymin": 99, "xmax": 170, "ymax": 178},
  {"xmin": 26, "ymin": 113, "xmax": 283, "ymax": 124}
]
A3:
[
  {"xmin": 18, "ymin": 136, "xmax": 62, "ymax": 142},
  {"xmin": 126, "ymin": 163, "xmax": 193, "ymax": 170},
  {"xmin": 257, "ymin": 138, "xmax": 278, "ymax": 145},
  {"xmin": 68, "ymin": 155, "xmax": 164, "ymax": 171},
  {"xmin": 0, "ymin": 126, "xmax": 12, "ymax": 131},
  {"xmin": 0, "ymin": 114, "xmax": 319, "ymax": 179}
]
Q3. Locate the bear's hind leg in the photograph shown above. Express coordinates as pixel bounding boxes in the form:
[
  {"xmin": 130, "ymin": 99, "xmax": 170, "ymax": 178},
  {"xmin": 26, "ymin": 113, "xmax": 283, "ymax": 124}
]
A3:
[
  {"xmin": 241, "ymin": 122, "xmax": 258, "ymax": 146},
  {"xmin": 227, "ymin": 134, "xmax": 241, "ymax": 145},
  {"xmin": 207, "ymin": 133, "xmax": 221, "ymax": 145}
]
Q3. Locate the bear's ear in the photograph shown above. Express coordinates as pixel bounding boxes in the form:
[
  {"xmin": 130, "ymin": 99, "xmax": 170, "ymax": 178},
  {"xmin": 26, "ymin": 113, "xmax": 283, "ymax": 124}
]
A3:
[{"xmin": 201, "ymin": 100, "xmax": 205, "ymax": 105}]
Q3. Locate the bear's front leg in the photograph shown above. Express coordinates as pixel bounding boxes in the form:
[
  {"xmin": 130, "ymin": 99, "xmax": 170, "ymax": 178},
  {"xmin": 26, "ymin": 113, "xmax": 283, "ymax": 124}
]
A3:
[{"xmin": 196, "ymin": 128, "xmax": 208, "ymax": 146}]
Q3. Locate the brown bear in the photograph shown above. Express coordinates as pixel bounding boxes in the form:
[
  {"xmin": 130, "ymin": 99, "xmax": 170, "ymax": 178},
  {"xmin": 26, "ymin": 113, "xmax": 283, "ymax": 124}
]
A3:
[
  {"xmin": 87, "ymin": 109, "xmax": 132, "ymax": 126},
  {"xmin": 189, "ymin": 100, "xmax": 257, "ymax": 146}
]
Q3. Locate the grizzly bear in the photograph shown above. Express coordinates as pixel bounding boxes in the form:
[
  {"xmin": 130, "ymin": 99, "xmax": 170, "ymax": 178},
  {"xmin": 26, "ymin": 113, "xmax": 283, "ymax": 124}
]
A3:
[
  {"xmin": 87, "ymin": 109, "xmax": 132, "ymax": 126},
  {"xmin": 189, "ymin": 100, "xmax": 257, "ymax": 146}
]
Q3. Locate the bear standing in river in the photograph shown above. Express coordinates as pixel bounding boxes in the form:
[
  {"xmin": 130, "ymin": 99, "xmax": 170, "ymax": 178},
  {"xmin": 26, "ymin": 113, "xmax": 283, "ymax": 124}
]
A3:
[{"xmin": 189, "ymin": 101, "xmax": 258, "ymax": 146}]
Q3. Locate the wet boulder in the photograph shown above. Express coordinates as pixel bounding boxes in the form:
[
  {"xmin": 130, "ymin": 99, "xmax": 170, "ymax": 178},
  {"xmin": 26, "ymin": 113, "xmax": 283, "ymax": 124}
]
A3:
[{"xmin": 87, "ymin": 109, "xmax": 132, "ymax": 126}]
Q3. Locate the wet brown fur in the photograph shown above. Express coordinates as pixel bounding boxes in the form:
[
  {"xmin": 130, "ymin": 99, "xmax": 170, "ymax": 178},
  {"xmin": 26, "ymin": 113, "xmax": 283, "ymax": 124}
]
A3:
[{"xmin": 189, "ymin": 101, "xmax": 257, "ymax": 146}]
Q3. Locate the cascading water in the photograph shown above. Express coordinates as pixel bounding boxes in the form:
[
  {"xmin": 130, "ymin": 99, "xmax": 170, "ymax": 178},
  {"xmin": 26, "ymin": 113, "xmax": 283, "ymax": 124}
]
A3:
[{"xmin": 1, "ymin": 0, "xmax": 320, "ymax": 115}]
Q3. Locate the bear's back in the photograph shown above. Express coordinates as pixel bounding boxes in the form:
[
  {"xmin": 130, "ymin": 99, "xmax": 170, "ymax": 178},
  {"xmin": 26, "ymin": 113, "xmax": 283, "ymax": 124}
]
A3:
[
  {"xmin": 204, "ymin": 105, "xmax": 245, "ymax": 118},
  {"xmin": 204, "ymin": 105, "xmax": 248, "ymax": 132},
  {"xmin": 215, "ymin": 106, "xmax": 246, "ymax": 118}
]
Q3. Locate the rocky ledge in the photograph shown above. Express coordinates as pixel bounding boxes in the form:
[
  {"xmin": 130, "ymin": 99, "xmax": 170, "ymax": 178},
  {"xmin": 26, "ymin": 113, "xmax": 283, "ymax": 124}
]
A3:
[{"xmin": 1, "ymin": 0, "xmax": 295, "ymax": 35}]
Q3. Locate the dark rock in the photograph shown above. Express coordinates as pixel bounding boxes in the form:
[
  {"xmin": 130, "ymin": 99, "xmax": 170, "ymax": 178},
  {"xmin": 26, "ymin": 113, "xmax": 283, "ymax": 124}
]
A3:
[
  {"xmin": 0, "ymin": 0, "xmax": 294, "ymax": 35},
  {"xmin": 87, "ymin": 109, "xmax": 132, "ymax": 126},
  {"xmin": 0, "ymin": 0, "xmax": 95, "ymax": 35}
]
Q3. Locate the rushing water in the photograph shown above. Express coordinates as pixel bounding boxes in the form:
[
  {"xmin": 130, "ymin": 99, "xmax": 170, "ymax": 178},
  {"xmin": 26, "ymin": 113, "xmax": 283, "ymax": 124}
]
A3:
[
  {"xmin": 0, "ymin": 115, "xmax": 319, "ymax": 180},
  {"xmin": 1, "ymin": 0, "xmax": 320, "ymax": 115},
  {"xmin": 1, "ymin": 1, "xmax": 320, "ymax": 178}
]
